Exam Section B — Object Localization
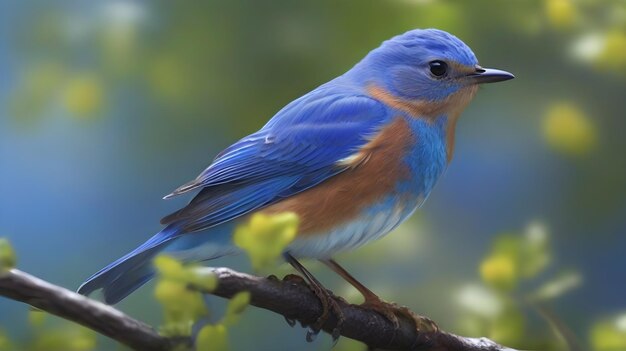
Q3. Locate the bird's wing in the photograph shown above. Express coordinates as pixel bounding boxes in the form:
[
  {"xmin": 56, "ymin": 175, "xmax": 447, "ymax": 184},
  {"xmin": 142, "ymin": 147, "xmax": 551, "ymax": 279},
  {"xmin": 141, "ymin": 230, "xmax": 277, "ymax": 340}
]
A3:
[{"xmin": 161, "ymin": 93, "xmax": 391, "ymax": 233}]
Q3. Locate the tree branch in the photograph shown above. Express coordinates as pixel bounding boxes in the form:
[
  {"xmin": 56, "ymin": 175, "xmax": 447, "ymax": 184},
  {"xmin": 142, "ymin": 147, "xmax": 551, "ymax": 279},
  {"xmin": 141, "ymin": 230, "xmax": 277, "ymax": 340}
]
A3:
[
  {"xmin": 197, "ymin": 267, "xmax": 518, "ymax": 351},
  {"xmin": 0, "ymin": 267, "xmax": 519, "ymax": 351},
  {"xmin": 0, "ymin": 268, "xmax": 175, "ymax": 351}
]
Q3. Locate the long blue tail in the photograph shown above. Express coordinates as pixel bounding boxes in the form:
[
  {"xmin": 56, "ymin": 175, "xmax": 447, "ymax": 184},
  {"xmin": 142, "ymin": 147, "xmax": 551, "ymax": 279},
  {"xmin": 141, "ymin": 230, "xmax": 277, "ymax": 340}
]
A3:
[
  {"xmin": 78, "ymin": 223, "xmax": 237, "ymax": 304},
  {"xmin": 77, "ymin": 226, "xmax": 180, "ymax": 304}
]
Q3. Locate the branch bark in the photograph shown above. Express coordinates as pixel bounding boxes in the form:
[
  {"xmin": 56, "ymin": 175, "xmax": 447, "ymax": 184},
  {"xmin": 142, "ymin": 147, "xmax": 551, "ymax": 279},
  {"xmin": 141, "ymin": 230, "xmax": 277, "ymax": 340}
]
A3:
[
  {"xmin": 0, "ymin": 267, "xmax": 518, "ymax": 351},
  {"xmin": 0, "ymin": 268, "xmax": 174, "ymax": 351}
]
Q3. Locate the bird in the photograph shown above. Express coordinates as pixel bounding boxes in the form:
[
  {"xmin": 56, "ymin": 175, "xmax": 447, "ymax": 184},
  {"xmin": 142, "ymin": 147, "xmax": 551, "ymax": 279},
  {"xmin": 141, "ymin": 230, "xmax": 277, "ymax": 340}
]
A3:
[{"xmin": 78, "ymin": 28, "xmax": 513, "ymax": 336}]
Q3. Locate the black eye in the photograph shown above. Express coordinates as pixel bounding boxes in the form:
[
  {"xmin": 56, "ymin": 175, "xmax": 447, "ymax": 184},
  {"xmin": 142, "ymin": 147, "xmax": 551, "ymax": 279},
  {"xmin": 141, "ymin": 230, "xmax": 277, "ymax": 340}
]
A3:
[{"xmin": 429, "ymin": 60, "xmax": 448, "ymax": 77}]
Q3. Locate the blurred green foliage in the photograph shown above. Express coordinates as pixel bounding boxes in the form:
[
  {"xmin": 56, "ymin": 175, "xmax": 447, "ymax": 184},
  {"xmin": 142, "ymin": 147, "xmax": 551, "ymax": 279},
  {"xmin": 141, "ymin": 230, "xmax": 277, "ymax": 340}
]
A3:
[
  {"xmin": 0, "ymin": 311, "xmax": 96, "ymax": 351},
  {"xmin": 154, "ymin": 255, "xmax": 215, "ymax": 337},
  {"xmin": 591, "ymin": 314, "xmax": 626, "ymax": 351},
  {"xmin": 0, "ymin": 329, "xmax": 12, "ymax": 351},
  {"xmin": 153, "ymin": 214, "xmax": 298, "ymax": 348},
  {"xmin": 458, "ymin": 223, "xmax": 591, "ymax": 349},
  {"xmin": 26, "ymin": 311, "xmax": 97, "ymax": 351},
  {"xmin": 458, "ymin": 222, "xmax": 626, "ymax": 351},
  {"xmin": 233, "ymin": 212, "xmax": 298, "ymax": 272},
  {"xmin": 0, "ymin": 238, "xmax": 16, "ymax": 273},
  {"xmin": 193, "ymin": 291, "xmax": 251, "ymax": 351},
  {"xmin": 543, "ymin": 103, "xmax": 597, "ymax": 157}
]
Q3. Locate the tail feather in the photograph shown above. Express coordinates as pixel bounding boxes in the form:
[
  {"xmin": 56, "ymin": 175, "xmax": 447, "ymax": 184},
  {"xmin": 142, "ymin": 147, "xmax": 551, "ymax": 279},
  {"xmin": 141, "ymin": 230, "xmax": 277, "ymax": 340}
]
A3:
[
  {"xmin": 77, "ymin": 226, "xmax": 179, "ymax": 303},
  {"xmin": 102, "ymin": 264, "xmax": 155, "ymax": 304},
  {"xmin": 78, "ymin": 223, "xmax": 237, "ymax": 304}
]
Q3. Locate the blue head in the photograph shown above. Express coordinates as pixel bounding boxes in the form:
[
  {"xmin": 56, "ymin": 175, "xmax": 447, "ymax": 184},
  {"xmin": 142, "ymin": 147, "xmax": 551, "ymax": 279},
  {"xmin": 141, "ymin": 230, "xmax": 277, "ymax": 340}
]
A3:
[{"xmin": 346, "ymin": 28, "xmax": 513, "ymax": 103}]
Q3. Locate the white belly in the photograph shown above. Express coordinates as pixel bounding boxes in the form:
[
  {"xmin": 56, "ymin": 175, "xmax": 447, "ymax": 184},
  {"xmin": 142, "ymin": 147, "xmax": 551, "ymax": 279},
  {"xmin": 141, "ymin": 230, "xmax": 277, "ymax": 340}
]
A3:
[{"xmin": 286, "ymin": 197, "xmax": 421, "ymax": 258}]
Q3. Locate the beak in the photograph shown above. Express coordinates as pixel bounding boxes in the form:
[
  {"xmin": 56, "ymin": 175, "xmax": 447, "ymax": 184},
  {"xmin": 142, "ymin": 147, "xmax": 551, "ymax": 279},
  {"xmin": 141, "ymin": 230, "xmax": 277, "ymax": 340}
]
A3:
[{"xmin": 466, "ymin": 66, "xmax": 515, "ymax": 84}]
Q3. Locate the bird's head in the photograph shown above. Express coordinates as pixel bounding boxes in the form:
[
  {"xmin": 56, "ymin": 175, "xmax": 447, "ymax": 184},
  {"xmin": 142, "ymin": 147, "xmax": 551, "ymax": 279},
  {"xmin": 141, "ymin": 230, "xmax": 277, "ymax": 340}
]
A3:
[{"xmin": 348, "ymin": 28, "xmax": 513, "ymax": 112}]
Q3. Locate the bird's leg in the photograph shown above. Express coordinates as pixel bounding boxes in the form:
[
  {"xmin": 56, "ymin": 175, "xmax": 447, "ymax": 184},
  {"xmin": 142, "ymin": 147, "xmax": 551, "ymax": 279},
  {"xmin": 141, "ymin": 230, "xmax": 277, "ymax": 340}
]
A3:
[
  {"xmin": 283, "ymin": 253, "xmax": 344, "ymax": 342},
  {"xmin": 321, "ymin": 258, "xmax": 438, "ymax": 333}
]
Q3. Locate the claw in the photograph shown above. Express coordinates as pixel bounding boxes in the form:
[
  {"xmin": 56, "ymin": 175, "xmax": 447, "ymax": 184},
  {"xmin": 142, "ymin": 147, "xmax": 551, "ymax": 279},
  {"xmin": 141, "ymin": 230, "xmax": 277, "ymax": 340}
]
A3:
[
  {"xmin": 284, "ymin": 316, "xmax": 297, "ymax": 327},
  {"xmin": 282, "ymin": 274, "xmax": 306, "ymax": 284},
  {"xmin": 283, "ymin": 254, "xmax": 345, "ymax": 342},
  {"xmin": 331, "ymin": 327, "xmax": 341, "ymax": 345},
  {"xmin": 360, "ymin": 296, "xmax": 438, "ymax": 333},
  {"xmin": 397, "ymin": 305, "xmax": 439, "ymax": 332},
  {"xmin": 306, "ymin": 326, "xmax": 320, "ymax": 342},
  {"xmin": 308, "ymin": 284, "xmax": 344, "ymax": 334}
]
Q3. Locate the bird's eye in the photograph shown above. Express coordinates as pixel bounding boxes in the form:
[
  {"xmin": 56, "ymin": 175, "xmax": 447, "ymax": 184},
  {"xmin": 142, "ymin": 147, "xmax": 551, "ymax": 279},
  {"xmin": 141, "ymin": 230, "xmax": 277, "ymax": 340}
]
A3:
[{"xmin": 429, "ymin": 60, "xmax": 448, "ymax": 77}]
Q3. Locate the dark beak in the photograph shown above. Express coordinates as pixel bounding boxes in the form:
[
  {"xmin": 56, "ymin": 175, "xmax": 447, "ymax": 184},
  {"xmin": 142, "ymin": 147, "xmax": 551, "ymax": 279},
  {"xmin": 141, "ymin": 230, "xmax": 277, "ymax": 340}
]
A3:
[{"xmin": 467, "ymin": 67, "xmax": 515, "ymax": 84}]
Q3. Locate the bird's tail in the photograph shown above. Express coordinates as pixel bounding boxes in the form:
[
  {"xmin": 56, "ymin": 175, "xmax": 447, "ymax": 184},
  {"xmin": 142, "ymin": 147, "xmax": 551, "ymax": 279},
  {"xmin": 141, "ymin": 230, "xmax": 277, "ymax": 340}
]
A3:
[
  {"xmin": 77, "ymin": 225, "xmax": 180, "ymax": 305},
  {"xmin": 78, "ymin": 223, "xmax": 237, "ymax": 304}
]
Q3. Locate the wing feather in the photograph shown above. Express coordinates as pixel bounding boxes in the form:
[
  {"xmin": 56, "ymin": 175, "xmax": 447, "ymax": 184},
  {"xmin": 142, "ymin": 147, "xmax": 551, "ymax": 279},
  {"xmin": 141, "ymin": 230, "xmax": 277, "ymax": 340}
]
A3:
[{"xmin": 161, "ymin": 92, "xmax": 391, "ymax": 233}]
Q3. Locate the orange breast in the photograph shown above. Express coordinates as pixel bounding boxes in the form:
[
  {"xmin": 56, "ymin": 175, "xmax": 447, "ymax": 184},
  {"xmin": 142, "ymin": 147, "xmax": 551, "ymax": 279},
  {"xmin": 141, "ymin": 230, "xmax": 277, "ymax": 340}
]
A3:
[
  {"xmin": 259, "ymin": 117, "xmax": 413, "ymax": 236},
  {"xmin": 367, "ymin": 84, "xmax": 478, "ymax": 162}
]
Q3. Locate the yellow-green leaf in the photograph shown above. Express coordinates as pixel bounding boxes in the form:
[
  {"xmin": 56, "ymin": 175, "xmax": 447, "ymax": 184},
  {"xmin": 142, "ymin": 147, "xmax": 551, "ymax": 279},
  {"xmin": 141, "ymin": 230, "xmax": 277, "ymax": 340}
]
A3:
[
  {"xmin": 530, "ymin": 271, "xmax": 582, "ymax": 301},
  {"xmin": 28, "ymin": 310, "xmax": 47, "ymax": 328},
  {"xmin": 223, "ymin": 291, "xmax": 251, "ymax": 326},
  {"xmin": 196, "ymin": 324, "xmax": 230, "ymax": 351},
  {"xmin": 543, "ymin": 102, "xmax": 597, "ymax": 156},
  {"xmin": 233, "ymin": 213, "xmax": 299, "ymax": 272},
  {"xmin": 489, "ymin": 304, "xmax": 525, "ymax": 345},
  {"xmin": 521, "ymin": 222, "xmax": 551, "ymax": 278},
  {"xmin": 0, "ymin": 329, "xmax": 12, "ymax": 351},
  {"xmin": 591, "ymin": 316, "xmax": 626, "ymax": 351},
  {"xmin": 0, "ymin": 238, "xmax": 16, "ymax": 272},
  {"xmin": 480, "ymin": 254, "xmax": 518, "ymax": 291},
  {"xmin": 154, "ymin": 255, "xmax": 210, "ymax": 337},
  {"xmin": 62, "ymin": 73, "xmax": 104, "ymax": 119},
  {"xmin": 545, "ymin": 0, "xmax": 577, "ymax": 30}
]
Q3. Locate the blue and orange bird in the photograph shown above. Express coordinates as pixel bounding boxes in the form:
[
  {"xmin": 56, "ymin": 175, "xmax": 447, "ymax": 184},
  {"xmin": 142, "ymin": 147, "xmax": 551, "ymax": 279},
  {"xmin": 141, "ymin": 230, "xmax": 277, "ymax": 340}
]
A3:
[{"xmin": 78, "ymin": 28, "xmax": 513, "ymax": 334}]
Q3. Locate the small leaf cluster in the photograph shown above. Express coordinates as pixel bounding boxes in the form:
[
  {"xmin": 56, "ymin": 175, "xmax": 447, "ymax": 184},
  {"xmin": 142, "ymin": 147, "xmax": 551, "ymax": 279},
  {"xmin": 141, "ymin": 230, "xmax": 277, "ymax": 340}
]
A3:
[
  {"xmin": 195, "ymin": 292, "xmax": 251, "ymax": 351},
  {"xmin": 154, "ymin": 255, "xmax": 251, "ymax": 351},
  {"xmin": 153, "ymin": 255, "xmax": 217, "ymax": 337},
  {"xmin": 154, "ymin": 212, "xmax": 296, "ymax": 350},
  {"xmin": 458, "ymin": 222, "xmax": 581, "ymax": 348},
  {"xmin": 0, "ymin": 311, "xmax": 96, "ymax": 351},
  {"xmin": 233, "ymin": 212, "xmax": 298, "ymax": 272},
  {"xmin": 0, "ymin": 238, "xmax": 16, "ymax": 274}
]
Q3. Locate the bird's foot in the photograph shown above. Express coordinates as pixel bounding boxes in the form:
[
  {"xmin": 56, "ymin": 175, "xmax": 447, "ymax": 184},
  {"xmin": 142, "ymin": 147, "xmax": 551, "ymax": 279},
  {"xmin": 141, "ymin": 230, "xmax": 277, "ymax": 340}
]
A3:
[
  {"xmin": 281, "ymin": 274, "xmax": 345, "ymax": 342},
  {"xmin": 309, "ymin": 285, "xmax": 344, "ymax": 342},
  {"xmin": 360, "ymin": 295, "xmax": 438, "ymax": 333}
]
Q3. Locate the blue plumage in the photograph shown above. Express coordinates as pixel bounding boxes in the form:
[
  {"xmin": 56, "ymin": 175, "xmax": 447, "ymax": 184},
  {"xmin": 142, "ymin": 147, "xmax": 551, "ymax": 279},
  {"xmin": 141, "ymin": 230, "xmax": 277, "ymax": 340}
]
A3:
[
  {"xmin": 78, "ymin": 28, "xmax": 513, "ymax": 303},
  {"xmin": 161, "ymin": 94, "xmax": 390, "ymax": 231},
  {"xmin": 77, "ymin": 225, "xmax": 178, "ymax": 302}
]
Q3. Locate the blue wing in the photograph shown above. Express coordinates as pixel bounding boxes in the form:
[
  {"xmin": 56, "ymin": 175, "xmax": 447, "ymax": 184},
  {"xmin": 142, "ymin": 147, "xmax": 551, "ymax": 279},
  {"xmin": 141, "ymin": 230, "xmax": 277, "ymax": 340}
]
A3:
[
  {"xmin": 78, "ymin": 88, "xmax": 393, "ymax": 303},
  {"xmin": 161, "ymin": 91, "xmax": 391, "ymax": 233}
]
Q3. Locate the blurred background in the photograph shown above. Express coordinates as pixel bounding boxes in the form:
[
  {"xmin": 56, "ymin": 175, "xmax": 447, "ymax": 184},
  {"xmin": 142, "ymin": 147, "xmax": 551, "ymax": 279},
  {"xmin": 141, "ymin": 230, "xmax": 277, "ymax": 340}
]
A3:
[{"xmin": 1, "ymin": 0, "xmax": 626, "ymax": 350}]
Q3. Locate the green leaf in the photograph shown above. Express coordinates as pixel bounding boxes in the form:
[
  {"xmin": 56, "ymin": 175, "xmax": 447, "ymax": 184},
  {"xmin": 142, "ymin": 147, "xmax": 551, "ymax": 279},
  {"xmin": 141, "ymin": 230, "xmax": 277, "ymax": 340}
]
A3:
[
  {"xmin": 529, "ymin": 271, "xmax": 582, "ymax": 301},
  {"xmin": 480, "ymin": 253, "xmax": 519, "ymax": 291},
  {"xmin": 196, "ymin": 324, "xmax": 230, "ymax": 351},
  {"xmin": 233, "ymin": 213, "xmax": 299, "ymax": 272},
  {"xmin": 488, "ymin": 303, "xmax": 525, "ymax": 345},
  {"xmin": 222, "ymin": 292, "xmax": 251, "ymax": 326},
  {"xmin": 0, "ymin": 238, "xmax": 16, "ymax": 272},
  {"xmin": 28, "ymin": 310, "xmax": 47, "ymax": 328},
  {"xmin": 28, "ymin": 315, "xmax": 97, "ymax": 351},
  {"xmin": 0, "ymin": 329, "xmax": 12, "ymax": 351},
  {"xmin": 154, "ymin": 255, "xmax": 210, "ymax": 337},
  {"xmin": 520, "ymin": 222, "xmax": 551, "ymax": 278},
  {"xmin": 590, "ymin": 316, "xmax": 626, "ymax": 351}
]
